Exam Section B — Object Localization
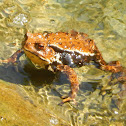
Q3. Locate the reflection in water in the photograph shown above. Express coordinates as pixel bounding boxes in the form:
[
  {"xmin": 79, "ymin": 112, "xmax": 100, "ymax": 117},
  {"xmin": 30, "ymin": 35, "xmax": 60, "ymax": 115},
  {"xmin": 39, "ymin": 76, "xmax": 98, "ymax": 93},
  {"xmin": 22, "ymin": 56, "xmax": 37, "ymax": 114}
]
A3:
[{"xmin": 0, "ymin": 62, "xmax": 28, "ymax": 84}]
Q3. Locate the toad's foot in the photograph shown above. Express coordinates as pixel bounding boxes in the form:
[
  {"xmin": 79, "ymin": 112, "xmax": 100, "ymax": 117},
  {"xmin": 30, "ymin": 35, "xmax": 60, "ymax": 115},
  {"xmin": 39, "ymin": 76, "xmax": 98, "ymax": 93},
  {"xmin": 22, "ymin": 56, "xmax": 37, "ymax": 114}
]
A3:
[{"xmin": 58, "ymin": 95, "xmax": 77, "ymax": 106}]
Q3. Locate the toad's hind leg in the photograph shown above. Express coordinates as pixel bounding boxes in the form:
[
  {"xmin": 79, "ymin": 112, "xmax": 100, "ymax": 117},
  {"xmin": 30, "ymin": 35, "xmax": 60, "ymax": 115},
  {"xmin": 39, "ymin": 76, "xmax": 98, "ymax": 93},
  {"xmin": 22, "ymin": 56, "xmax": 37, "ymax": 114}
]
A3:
[
  {"xmin": 101, "ymin": 61, "xmax": 123, "ymax": 73},
  {"xmin": 56, "ymin": 65, "xmax": 79, "ymax": 105},
  {"xmin": 94, "ymin": 46, "xmax": 123, "ymax": 73}
]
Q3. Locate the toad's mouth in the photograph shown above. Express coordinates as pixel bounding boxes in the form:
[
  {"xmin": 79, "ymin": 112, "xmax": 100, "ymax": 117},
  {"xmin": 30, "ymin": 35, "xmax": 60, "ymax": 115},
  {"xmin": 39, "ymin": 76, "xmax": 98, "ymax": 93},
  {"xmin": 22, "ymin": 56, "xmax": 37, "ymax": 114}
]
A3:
[{"xmin": 23, "ymin": 49, "xmax": 50, "ymax": 69}]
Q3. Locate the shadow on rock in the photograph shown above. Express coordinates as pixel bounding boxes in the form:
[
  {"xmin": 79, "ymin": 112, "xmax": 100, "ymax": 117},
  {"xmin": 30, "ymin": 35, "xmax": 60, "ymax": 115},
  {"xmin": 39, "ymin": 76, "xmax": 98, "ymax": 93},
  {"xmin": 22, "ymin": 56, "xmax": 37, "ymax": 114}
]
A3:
[{"xmin": 0, "ymin": 61, "xmax": 55, "ymax": 86}]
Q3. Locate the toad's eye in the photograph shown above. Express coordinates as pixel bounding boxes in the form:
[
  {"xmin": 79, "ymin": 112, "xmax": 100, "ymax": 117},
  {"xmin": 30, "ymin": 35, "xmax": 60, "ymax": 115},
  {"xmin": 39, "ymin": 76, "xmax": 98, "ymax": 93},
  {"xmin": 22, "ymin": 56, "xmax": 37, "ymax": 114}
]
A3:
[{"xmin": 35, "ymin": 43, "xmax": 44, "ymax": 50}]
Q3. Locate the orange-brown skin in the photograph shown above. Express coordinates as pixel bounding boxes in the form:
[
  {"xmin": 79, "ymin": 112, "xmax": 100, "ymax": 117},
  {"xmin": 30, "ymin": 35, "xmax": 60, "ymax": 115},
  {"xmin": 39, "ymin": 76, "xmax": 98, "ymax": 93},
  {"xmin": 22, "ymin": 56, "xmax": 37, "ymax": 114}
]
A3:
[
  {"xmin": 57, "ymin": 65, "xmax": 79, "ymax": 105},
  {"xmin": 1, "ymin": 31, "xmax": 125, "ymax": 105}
]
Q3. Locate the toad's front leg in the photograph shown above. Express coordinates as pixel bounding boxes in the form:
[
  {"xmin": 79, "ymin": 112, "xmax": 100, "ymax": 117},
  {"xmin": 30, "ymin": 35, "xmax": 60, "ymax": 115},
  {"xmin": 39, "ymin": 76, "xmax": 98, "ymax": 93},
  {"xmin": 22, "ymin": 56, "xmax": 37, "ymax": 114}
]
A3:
[
  {"xmin": 0, "ymin": 49, "xmax": 24, "ymax": 64},
  {"xmin": 57, "ymin": 65, "xmax": 79, "ymax": 105}
]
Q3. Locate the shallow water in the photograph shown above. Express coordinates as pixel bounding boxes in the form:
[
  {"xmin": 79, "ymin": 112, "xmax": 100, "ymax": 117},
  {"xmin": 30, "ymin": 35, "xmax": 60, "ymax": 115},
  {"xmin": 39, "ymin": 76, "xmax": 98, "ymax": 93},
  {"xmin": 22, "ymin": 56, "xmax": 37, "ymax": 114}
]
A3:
[{"xmin": 0, "ymin": 0, "xmax": 126, "ymax": 125}]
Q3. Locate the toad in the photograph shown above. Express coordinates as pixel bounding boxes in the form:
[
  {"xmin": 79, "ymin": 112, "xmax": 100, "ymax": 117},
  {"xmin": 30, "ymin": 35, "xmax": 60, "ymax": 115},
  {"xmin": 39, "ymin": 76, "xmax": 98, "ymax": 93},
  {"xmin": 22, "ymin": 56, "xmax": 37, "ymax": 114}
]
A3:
[{"xmin": 1, "ymin": 30, "xmax": 124, "ymax": 105}]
